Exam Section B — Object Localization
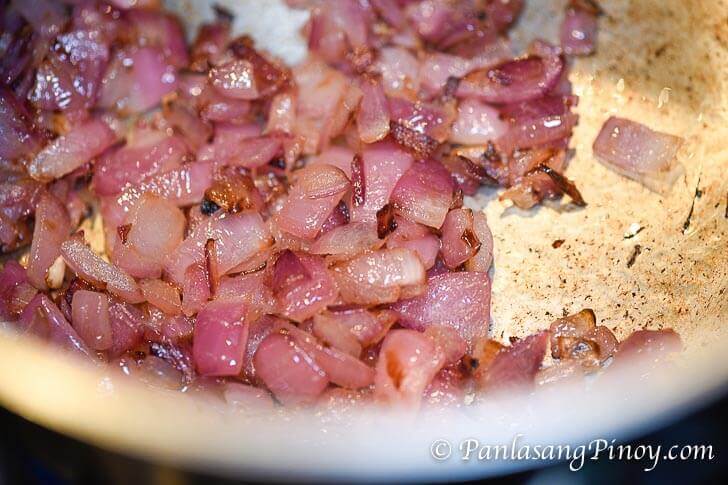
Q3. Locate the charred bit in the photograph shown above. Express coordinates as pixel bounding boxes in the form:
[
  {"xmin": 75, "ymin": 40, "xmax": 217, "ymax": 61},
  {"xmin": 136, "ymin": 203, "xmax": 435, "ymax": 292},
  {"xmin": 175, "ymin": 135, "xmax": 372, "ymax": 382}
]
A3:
[
  {"xmin": 376, "ymin": 203, "xmax": 398, "ymax": 239},
  {"xmin": 529, "ymin": 163, "xmax": 587, "ymax": 206}
]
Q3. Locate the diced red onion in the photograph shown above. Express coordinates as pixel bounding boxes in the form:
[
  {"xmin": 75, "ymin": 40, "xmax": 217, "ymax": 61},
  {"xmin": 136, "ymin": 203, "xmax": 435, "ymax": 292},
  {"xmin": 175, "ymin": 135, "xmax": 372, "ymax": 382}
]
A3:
[
  {"xmin": 254, "ymin": 332, "xmax": 329, "ymax": 405},
  {"xmin": 124, "ymin": 9, "xmax": 189, "ymax": 67},
  {"xmin": 312, "ymin": 313, "xmax": 362, "ymax": 357},
  {"xmin": 332, "ymin": 248, "xmax": 426, "ymax": 306},
  {"xmin": 350, "ymin": 141, "xmax": 413, "ymax": 223},
  {"xmin": 388, "ymin": 96, "xmax": 453, "ymax": 142},
  {"xmin": 71, "ymin": 290, "xmax": 112, "ymax": 350},
  {"xmin": 124, "ymin": 193, "xmax": 186, "ymax": 270},
  {"xmin": 424, "ymin": 325, "xmax": 467, "ymax": 366},
  {"xmin": 371, "ymin": 0, "xmax": 405, "ymax": 27},
  {"xmin": 98, "ymin": 47, "xmax": 178, "ymax": 115},
  {"xmin": 0, "ymin": 260, "xmax": 35, "ymax": 320},
  {"xmin": 20, "ymin": 294, "xmax": 92, "ymax": 357},
  {"xmin": 592, "ymin": 117, "xmax": 684, "ymax": 193},
  {"xmin": 217, "ymin": 271, "xmax": 276, "ymax": 323},
  {"xmin": 419, "ymin": 52, "xmax": 472, "ymax": 97},
  {"xmin": 457, "ymin": 54, "xmax": 564, "ymax": 104},
  {"xmin": 163, "ymin": 100, "xmax": 212, "ymax": 151},
  {"xmin": 613, "ymin": 329, "xmax": 682, "ymax": 367},
  {"xmin": 266, "ymin": 91, "xmax": 296, "ymax": 135},
  {"xmin": 139, "ymin": 279, "xmax": 182, "ymax": 315},
  {"xmin": 94, "ymin": 129, "xmax": 187, "ymax": 196},
  {"xmin": 111, "ymin": 161, "xmax": 214, "ymax": 217},
  {"xmin": 374, "ymin": 329, "xmax": 445, "ymax": 409},
  {"xmin": 560, "ymin": 5, "xmax": 598, "ymax": 56},
  {"xmin": 499, "ymin": 112, "xmax": 578, "ymax": 154},
  {"xmin": 12, "ymin": 0, "xmax": 67, "ymax": 38},
  {"xmin": 392, "ymin": 271, "xmax": 491, "ymax": 345},
  {"xmin": 61, "ymin": 234, "xmax": 143, "ymax": 303},
  {"xmin": 440, "ymin": 208, "xmax": 481, "ymax": 269},
  {"xmin": 323, "ymin": 307, "xmax": 398, "ymax": 347},
  {"xmin": 28, "ymin": 118, "xmax": 115, "ymax": 181},
  {"xmin": 0, "ymin": 88, "xmax": 41, "ymax": 160},
  {"xmin": 181, "ymin": 262, "xmax": 210, "ymax": 317},
  {"xmin": 107, "ymin": 298, "xmax": 144, "ymax": 358},
  {"xmin": 479, "ymin": 331, "xmax": 548, "ymax": 392},
  {"xmin": 310, "ymin": 222, "xmax": 383, "ymax": 259},
  {"xmin": 197, "ymin": 122, "xmax": 261, "ymax": 163},
  {"xmin": 451, "ymin": 99, "xmax": 508, "ymax": 145},
  {"xmin": 165, "ymin": 211, "xmax": 272, "ymax": 286},
  {"xmin": 209, "ymin": 59, "xmax": 259, "ymax": 100},
  {"xmin": 31, "ymin": 29, "xmax": 109, "ymax": 114},
  {"xmin": 390, "ymin": 159, "xmax": 454, "ymax": 228},
  {"xmin": 464, "ymin": 212, "xmax": 494, "ymax": 272},
  {"xmin": 193, "ymin": 299, "xmax": 249, "ymax": 376},
  {"xmin": 375, "ymin": 47, "xmax": 419, "ymax": 96},
  {"xmin": 292, "ymin": 59, "xmax": 351, "ymax": 153},
  {"xmin": 386, "ymin": 218, "xmax": 440, "ymax": 269},
  {"xmin": 356, "ymin": 76, "xmax": 390, "ymax": 144},
  {"xmin": 273, "ymin": 252, "xmax": 338, "ymax": 322},
  {"xmin": 276, "ymin": 165, "xmax": 349, "ymax": 239},
  {"xmin": 309, "ymin": 146, "xmax": 355, "ymax": 178},
  {"xmin": 27, "ymin": 193, "xmax": 70, "ymax": 290}
]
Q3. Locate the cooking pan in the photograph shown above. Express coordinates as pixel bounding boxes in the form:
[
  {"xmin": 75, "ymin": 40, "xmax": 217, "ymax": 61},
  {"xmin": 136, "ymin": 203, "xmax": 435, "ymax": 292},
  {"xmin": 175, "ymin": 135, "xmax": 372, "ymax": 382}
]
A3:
[{"xmin": 0, "ymin": 0, "xmax": 726, "ymax": 481}]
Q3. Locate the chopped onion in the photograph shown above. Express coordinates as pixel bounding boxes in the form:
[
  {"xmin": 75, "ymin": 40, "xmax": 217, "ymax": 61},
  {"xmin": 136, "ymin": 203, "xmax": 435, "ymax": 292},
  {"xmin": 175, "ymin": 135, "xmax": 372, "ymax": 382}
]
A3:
[
  {"xmin": 592, "ymin": 117, "xmax": 684, "ymax": 193},
  {"xmin": 273, "ymin": 251, "xmax": 338, "ymax": 322},
  {"xmin": 451, "ymin": 99, "xmax": 508, "ymax": 145},
  {"xmin": 71, "ymin": 290, "xmax": 112, "ymax": 350},
  {"xmin": 356, "ymin": 76, "xmax": 390, "ymax": 144},
  {"xmin": 254, "ymin": 332, "xmax": 329, "ymax": 405},
  {"xmin": 374, "ymin": 329, "xmax": 445, "ymax": 409},
  {"xmin": 193, "ymin": 299, "xmax": 249, "ymax": 376},
  {"xmin": 28, "ymin": 118, "xmax": 115, "ymax": 181},
  {"xmin": 457, "ymin": 53, "xmax": 564, "ymax": 104},
  {"xmin": 61, "ymin": 234, "xmax": 143, "ymax": 304},
  {"xmin": 392, "ymin": 271, "xmax": 491, "ymax": 345},
  {"xmin": 440, "ymin": 208, "xmax": 481, "ymax": 269},
  {"xmin": 390, "ymin": 159, "xmax": 454, "ymax": 229},
  {"xmin": 210, "ymin": 59, "xmax": 259, "ymax": 100},
  {"xmin": 27, "ymin": 193, "xmax": 70, "ymax": 290},
  {"xmin": 310, "ymin": 222, "xmax": 383, "ymax": 259},
  {"xmin": 478, "ymin": 331, "xmax": 549, "ymax": 392},
  {"xmin": 332, "ymin": 248, "xmax": 426, "ymax": 306}
]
